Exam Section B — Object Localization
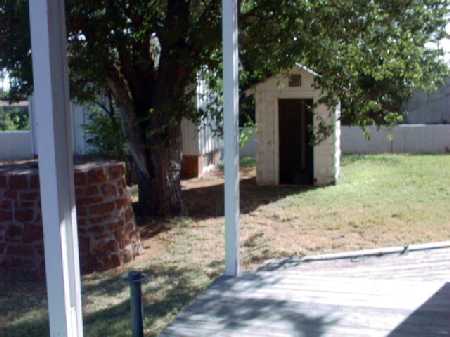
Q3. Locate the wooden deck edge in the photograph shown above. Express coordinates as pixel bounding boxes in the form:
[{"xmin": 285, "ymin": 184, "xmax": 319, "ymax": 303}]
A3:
[
  {"xmin": 258, "ymin": 241, "xmax": 450, "ymax": 271},
  {"xmin": 302, "ymin": 241, "xmax": 450, "ymax": 262}
]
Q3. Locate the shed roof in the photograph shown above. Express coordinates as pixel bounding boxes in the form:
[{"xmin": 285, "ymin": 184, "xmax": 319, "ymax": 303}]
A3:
[{"xmin": 245, "ymin": 63, "xmax": 319, "ymax": 96}]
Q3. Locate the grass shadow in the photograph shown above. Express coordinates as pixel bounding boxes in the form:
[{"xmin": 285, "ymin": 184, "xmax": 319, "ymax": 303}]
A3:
[
  {"xmin": 182, "ymin": 176, "xmax": 317, "ymax": 220},
  {"xmin": 1, "ymin": 264, "xmax": 216, "ymax": 337}
]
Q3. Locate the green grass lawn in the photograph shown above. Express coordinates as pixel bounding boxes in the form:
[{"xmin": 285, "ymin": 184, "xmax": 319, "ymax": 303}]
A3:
[
  {"xmin": 1, "ymin": 154, "xmax": 450, "ymax": 337},
  {"xmin": 273, "ymin": 154, "xmax": 450, "ymax": 251}
]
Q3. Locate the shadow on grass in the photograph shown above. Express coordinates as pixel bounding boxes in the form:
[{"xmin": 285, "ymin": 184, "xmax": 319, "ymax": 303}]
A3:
[
  {"xmin": 2, "ymin": 264, "xmax": 214, "ymax": 337},
  {"xmin": 135, "ymin": 175, "xmax": 316, "ymax": 240},
  {"xmin": 0, "ymin": 280, "xmax": 47, "ymax": 327},
  {"xmin": 182, "ymin": 177, "xmax": 316, "ymax": 220}
]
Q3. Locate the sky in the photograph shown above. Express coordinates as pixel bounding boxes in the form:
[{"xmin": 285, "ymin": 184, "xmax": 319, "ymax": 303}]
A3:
[
  {"xmin": 0, "ymin": 71, "xmax": 9, "ymax": 93},
  {"xmin": 440, "ymin": 37, "xmax": 450, "ymax": 62}
]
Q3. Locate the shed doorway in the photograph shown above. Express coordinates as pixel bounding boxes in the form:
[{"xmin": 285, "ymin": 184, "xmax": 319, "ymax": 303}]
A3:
[{"xmin": 278, "ymin": 99, "xmax": 314, "ymax": 185}]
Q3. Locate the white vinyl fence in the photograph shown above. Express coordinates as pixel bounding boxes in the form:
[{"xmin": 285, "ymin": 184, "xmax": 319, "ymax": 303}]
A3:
[
  {"xmin": 0, "ymin": 98, "xmax": 93, "ymax": 161},
  {"xmin": 2, "ymin": 92, "xmax": 222, "ymax": 161},
  {"xmin": 0, "ymin": 131, "xmax": 34, "ymax": 160},
  {"xmin": 240, "ymin": 127, "xmax": 257, "ymax": 158},
  {"xmin": 342, "ymin": 125, "xmax": 450, "ymax": 154},
  {"xmin": 30, "ymin": 97, "xmax": 93, "ymax": 156},
  {"xmin": 3, "ymin": 112, "xmax": 449, "ymax": 162},
  {"xmin": 240, "ymin": 124, "xmax": 450, "ymax": 158}
]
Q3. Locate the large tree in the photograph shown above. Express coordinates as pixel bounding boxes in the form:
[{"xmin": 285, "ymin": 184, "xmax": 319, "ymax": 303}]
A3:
[{"xmin": 1, "ymin": 0, "xmax": 448, "ymax": 215}]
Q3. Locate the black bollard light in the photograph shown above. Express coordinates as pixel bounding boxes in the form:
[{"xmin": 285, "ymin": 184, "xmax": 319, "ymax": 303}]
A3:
[{"xmin": 128, "ymin": 271, "xmax": 145, "ymax": 337}]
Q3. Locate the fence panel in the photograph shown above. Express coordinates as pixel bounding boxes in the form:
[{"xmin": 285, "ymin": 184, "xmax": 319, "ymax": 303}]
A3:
[
  {"xmin": 341, "ymin": 125, "xmax": 450, "ymax": 154},
  {"xmin": 0, "ymin": 131, "xmax": 34, "ymax": 160},
  {"xmin": 241, "ymin": 125, "xmax": 450, "ymax": 158}
]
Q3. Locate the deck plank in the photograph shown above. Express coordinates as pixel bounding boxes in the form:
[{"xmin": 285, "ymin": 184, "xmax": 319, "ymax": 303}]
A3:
[{"xmin": 159, "ymin": 247, "xmax": 450, "ymax": 337}]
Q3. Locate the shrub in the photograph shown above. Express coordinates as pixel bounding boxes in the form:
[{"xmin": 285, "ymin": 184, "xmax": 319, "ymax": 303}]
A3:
[{"xmin": 83, "ymin": 106, "xmax": 127, "ymax": 160}]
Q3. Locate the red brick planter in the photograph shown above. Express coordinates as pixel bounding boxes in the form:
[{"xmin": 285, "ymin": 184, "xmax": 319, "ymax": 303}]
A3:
[{"xmin": 0, "ymin": 160, "xmax": 142, "ymax": 279}]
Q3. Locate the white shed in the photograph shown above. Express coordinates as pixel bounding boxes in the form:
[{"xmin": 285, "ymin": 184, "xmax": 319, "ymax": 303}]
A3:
[
  {"xmin": 251, "ymin": 65, "xmax": 341, "ymax": 186},
  {"xmin": 180, "ymin": 70, "xmax": 223, "ymax": 178},
  {"xmin": 180, "ymin": 117, "xmax": 222, "ymax": 178}
]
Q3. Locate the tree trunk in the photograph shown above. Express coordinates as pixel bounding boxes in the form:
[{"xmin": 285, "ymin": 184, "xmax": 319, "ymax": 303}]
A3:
[
  {"xmin": 107, "ymin": 76, "xmax": 184, "ymax": 217},
  {"xmin": 128, "ymin": 123, "xmax": 184, "ymax": 217}
]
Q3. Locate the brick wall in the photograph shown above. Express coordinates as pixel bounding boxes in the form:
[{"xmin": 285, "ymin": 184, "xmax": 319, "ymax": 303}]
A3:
[{"xmin": 0, "ymin": 161, "xmax": 142, "ymax": 280}]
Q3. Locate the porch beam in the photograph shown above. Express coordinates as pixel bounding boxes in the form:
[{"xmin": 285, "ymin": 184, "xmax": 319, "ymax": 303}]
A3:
[
  {"xmin": 29, "ymin": 1, "xmax": 83, "ymax": 336},
  {"xmin": 222, "ymin": 0, "xmax": 240, "ymax": 277}
]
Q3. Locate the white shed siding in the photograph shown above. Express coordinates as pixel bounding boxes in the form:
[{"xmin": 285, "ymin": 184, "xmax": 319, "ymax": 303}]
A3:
[
  {"xmin": 198, "ymin": 121, "xmax": 222, "ymax": 155},
  {"xmin": 313, "ymin": 102, "xmax": 340, "ymax": 185},
  {"xmin": 71, "ymin": 102, "xmax": 92, "ymax": 155},
  {"xmin": 255, "ymin": 67, "xmax": 340, "ymax": 186},
  {"xmin": 181, "ymin": 118, "xmax": 222, "ymax": 157},
  {"xmin": 182, "ymin": 70, "xmax": 223, "ymax": 157},
  {"xmin": 197, "ymin": 70, "xmax": 223, "ymax": 156},
  {"xmin": 255, "ymin": 92, "xmax": 277, "ymax": 185},
  {"xmin": 181, "ymin": 118, "xmax": 200, "ymax": 155}
]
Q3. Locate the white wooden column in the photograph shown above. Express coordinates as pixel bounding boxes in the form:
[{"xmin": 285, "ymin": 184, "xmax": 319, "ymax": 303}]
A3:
[
  {"xmin": 222, "ymin": 0, "xmax": 240, "ymax": 276},
  {"xmin": 29, "ymin": 1, "xmax": 83, "ymax": 337}
]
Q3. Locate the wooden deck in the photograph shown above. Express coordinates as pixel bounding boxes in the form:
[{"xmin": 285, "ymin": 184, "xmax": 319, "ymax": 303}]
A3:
[{"xmin": 160, "ymin": 245, "xmax": 450, "ymax": 337}]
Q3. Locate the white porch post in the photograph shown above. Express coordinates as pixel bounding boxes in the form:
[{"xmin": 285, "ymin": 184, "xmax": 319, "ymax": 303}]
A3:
[
  {"xmin": 29, "ymin": 1, "xmax": 83, "ymax": 337},
  {"xmin": 222, "ymin": 0, "xmax": 240, "ymax": 276}
]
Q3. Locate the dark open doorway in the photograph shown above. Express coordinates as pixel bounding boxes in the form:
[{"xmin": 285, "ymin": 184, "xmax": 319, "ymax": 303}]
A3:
[{"xmin": 278, "ymin": 99, "xmax": 314, "ymax": 185}]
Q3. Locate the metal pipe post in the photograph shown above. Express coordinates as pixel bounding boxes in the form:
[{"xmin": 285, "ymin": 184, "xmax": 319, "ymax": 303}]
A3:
[{"xmin": 128, "ymin": 271, "xmax": 144, "ymax": 337}]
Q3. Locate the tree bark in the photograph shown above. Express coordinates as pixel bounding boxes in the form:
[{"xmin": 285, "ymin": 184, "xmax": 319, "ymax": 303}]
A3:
[
  {"xmin": 106, "ymin": 74, "xmax": 183, "ymax": 217},
  {"xmin": 121, "ymin": 114, "xmax": 184, "ymax": 217},
  {"xmin": 122, "ymin": 113, "xmax": 184, "ymax": 217},
  {"xmin": 145, "ymin": 125, "xmax": 184, "ymax": 216}
]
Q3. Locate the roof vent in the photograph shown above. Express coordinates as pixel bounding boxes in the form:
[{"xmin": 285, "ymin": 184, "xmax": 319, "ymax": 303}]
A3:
[{"xmin": 289, "ymin": 75, "xmax": 302, "ymax": 87}]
